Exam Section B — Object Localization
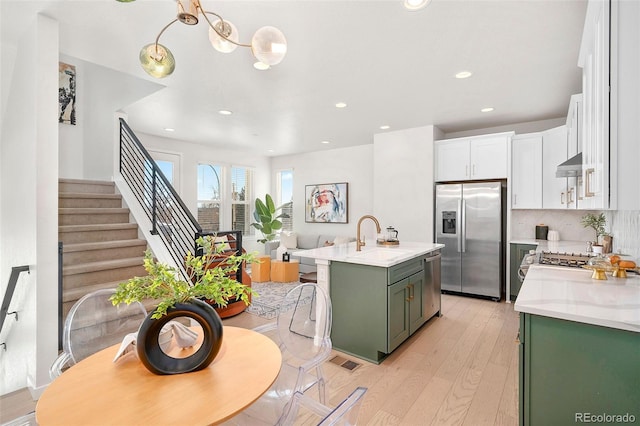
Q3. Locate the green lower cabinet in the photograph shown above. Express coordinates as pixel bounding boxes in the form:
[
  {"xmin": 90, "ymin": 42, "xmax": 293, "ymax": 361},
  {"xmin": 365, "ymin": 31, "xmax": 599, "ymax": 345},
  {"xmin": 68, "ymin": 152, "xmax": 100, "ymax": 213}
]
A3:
[
  {"xmin": 519, "ymin": 313, "xmax": 640, "ymax": 425},
  {"xmin": 330, "ymin": 258, "xmax": 428, "ymax": 364},
  {"xmin": 388, "ymin": 271, "xmax": 424, "ymax": 352}
]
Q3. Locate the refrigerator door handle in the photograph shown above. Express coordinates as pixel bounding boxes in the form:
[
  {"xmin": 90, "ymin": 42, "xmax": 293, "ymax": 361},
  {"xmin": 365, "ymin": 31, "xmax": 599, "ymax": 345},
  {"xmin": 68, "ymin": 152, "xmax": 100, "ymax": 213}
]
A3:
[
  {"xmin": 457, "ymin": 199, "xmax": 462, "ymax": 253},
  {"xmin": 461, "ymin": 199, "xmax": 466, "ymax": 253}
]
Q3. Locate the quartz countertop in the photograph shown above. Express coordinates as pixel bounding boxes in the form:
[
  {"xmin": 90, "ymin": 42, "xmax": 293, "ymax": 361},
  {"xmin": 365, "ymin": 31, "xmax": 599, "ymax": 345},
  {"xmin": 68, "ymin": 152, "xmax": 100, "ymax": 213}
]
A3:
[
  {"xmin": 514, "ymin": 265, "xmax": 640, "ymax": 333},
  {"xmin": 291, "ymin": 241, "xmax": 444, "ymax": 268}
]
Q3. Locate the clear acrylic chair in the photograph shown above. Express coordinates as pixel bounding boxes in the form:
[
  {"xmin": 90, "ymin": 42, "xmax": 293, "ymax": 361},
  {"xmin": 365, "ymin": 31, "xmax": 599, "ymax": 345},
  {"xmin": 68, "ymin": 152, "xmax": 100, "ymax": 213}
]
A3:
[
  {"xmin": 293, "ymin": 386, "xmax": 368, "ymax": 425},
  {"xmin": 230, "ymin": 283, "xmax": 333, "ymax": 425},
  {"xmin": 49, "ymin": 288, "xmax": 147, "ymax": 379}
]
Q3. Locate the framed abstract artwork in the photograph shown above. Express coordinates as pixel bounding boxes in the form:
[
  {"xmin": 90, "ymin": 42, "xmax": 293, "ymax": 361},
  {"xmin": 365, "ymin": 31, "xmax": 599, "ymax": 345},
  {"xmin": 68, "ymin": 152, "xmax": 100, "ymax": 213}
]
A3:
[
  {"xmin": 59, "ymin": 62, "xmax": 76, "ymax": 125},
  {"xmin": 305, "ymin": 182, "xmax": 348, "ymax": 223}
]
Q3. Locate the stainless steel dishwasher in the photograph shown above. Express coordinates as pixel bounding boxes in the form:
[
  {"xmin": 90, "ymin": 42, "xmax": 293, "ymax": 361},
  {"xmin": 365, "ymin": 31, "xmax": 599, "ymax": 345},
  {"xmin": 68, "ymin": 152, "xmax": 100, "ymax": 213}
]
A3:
[{"xmin": 423, "ymin": 251, "xmax": 442, "ymax": 320}]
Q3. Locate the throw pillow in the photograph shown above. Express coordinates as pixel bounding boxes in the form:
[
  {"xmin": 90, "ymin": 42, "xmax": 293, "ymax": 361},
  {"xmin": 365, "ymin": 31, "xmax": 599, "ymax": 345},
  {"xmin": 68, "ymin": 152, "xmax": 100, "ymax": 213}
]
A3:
[
  {"xmin": 333, "ymin": 236, "xmax": 351, "ymax": 245},
  {"xmin": 280, "ymin": 232, "xmax": 297, "ymax": 249}
]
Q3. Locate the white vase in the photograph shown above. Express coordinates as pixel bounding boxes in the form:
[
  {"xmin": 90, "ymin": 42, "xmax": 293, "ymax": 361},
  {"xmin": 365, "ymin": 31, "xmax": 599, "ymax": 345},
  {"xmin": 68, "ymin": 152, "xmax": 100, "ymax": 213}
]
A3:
[{"xmin": 592, "ymin": 245, "xmax": 604, "ymax": 254}]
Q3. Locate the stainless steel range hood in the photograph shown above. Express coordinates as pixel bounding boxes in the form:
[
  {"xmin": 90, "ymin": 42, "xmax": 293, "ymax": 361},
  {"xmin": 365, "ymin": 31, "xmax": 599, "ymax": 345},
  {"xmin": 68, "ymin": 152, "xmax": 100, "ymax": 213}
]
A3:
[{"xmin": 556, "ymin": 152, "xmax": 583, "ymax": 178}]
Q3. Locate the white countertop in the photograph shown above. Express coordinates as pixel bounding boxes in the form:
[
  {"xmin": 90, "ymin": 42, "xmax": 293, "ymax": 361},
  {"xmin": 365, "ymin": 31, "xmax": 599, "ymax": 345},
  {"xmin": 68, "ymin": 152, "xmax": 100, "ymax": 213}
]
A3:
[
  {"xmin": 292, "ymin": 241, "xmax": 444, "ymax": 268},
  {"xmin": 514, "ymin": 265, "xmax": 640, "ymax": 333}
]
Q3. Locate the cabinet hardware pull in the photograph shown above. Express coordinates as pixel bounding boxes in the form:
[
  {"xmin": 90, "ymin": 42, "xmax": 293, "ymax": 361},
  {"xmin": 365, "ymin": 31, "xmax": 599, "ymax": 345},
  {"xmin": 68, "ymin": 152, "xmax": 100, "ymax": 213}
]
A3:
[
  {"xmin": 514, "ymin": 194, "xmax": 517, "ymax": 205},
  {"xmin": 585, "ymin": 168, "xmax": 595, "ymax": 197},
  {"xmin": 406, "ymin": 285, "xmax": 411, "ymax": 302},
  {"xmin": 568, "ymin": 187, "xmax": 574, "ymax": 204},
  {"xmin": 472, "ymin": 164, "xmax": 476, "ymax": 176},
  {"xmin": 561, "ymin": 192, "xmax": 565, "ymax": 204}
]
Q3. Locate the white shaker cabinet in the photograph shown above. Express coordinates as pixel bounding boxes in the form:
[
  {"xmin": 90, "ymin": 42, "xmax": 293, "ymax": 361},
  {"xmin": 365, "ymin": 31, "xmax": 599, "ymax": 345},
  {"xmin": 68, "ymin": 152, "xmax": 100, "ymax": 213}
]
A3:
[
  {"xmin": 579, "ymin": 0, "xmax": 610, "ymax": 209},
  {"xmin": 435, "ymin": 132, "xmax": 512, "ymax": 182},
  {"xmin": 511, "ymin": 134, "xmax": 542, "ymax": 209},
  {"xmin": 542, "ymin": 126, "xmax": 576, "ymax": 209}
]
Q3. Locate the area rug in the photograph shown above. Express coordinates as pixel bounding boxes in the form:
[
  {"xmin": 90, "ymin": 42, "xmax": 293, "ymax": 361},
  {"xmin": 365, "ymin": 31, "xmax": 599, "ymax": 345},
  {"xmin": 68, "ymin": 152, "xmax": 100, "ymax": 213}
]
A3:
[{"xmin": 245, "ymin": 281, "xmax": 303, "ymax": 319}]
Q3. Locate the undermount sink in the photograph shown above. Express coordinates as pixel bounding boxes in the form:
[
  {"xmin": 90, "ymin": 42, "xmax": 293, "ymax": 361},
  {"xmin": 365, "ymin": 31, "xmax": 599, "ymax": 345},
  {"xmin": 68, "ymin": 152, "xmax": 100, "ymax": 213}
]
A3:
[{"xmin": 347, "ymin": 248, "xmax": 411, "ymax": 261}]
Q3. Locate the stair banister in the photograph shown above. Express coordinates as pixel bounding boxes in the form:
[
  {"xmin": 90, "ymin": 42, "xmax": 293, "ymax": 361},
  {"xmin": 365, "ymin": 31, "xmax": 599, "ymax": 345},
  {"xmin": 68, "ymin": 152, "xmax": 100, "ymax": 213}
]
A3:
[{"xmin": 0, "ymin": 265, "xmax": 30, "ymax": 348}]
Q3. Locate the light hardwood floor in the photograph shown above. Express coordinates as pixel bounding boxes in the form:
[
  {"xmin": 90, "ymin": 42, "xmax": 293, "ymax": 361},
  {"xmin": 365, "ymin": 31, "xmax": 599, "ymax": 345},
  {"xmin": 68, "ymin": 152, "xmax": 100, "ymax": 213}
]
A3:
[{"xmin": 0, "ymin": 294, "xmax": 519, "ymax": 426}]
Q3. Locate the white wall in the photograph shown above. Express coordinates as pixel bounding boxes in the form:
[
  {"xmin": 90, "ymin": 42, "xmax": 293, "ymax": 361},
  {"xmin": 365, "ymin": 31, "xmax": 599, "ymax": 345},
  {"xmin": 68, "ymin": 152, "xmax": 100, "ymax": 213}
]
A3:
[
  {"xmin": 373, "ymin": 125, "xmax": 441, "ymax": 243},
  {"xmin": 57, "ymin": 57, "xmax": 163, "ymax": 180},
  {"xmin": 270, "ymin": 145, "xmax": 374, "ymax": 241},
  {"xmin": 0, "ymin": 14, "xmax": 59, "ymax": 397}
]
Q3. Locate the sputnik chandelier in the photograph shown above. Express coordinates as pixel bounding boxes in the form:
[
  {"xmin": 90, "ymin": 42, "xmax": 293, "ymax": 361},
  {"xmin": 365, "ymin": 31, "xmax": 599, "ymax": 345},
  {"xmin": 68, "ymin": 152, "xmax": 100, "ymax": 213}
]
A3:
[{"xmin": 120, "ymin": 0, "xmax": 287, "ymax": 78}]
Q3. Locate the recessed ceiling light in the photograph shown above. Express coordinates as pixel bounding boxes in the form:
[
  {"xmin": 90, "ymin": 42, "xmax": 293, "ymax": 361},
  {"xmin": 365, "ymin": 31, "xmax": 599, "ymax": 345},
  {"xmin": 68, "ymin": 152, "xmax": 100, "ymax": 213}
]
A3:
[
  {"xmin": 164, "ymin": 127, "xmax": 175, "ymax": 132},
  {"xmin": 268, "ymin": 149, "xmax": 274, "ymax": 153},
  {"xmin": 455, "ymin": 71, "xmax": 472, "ymax": 79},
  {"xmin": 253, "ymin": 62, "xmax": 270, "ymax": 71},
  {"xmin": 481, "ymin": 107, "xmax": 495, "ymax": 113},
  {"xmin": 335, "ymin": 102, "xmax": 347, "ymax": 108},
  {"xmin": 321, "ymin": 140, "xmax": 331, "ymax": 144},
  {"xmin": 404, "ymin": 0, "xmax": 431, "ymax": 11},
  {"xmin": 218, "ymin": 110, "xmax": 233, "ymax": 115},
  {"xmin": 380, "ymin": 125, "xmax": 390, "ymax": 130}
]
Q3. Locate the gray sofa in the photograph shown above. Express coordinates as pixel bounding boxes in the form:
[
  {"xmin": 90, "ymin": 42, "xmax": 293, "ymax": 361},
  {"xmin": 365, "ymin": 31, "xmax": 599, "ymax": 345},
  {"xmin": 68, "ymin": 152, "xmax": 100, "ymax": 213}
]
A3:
[{"xmin": 264, "ymin": 233, "xmax": 355, "ymax": 274}]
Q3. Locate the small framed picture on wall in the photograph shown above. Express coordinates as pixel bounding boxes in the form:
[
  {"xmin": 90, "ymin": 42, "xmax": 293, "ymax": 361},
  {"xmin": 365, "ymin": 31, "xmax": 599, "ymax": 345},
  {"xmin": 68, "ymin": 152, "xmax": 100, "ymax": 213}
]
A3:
[{"xmin": 305, "ymin": 182, "xmax": 348, "ymax": 223}]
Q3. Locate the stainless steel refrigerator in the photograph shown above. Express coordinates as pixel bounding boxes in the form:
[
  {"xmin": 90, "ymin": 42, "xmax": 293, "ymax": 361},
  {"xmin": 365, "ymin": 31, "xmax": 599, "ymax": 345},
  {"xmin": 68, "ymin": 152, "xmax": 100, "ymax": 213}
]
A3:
[{"xmin": 435, "ymin": 181, "xmax": 504, "ymax": 300}]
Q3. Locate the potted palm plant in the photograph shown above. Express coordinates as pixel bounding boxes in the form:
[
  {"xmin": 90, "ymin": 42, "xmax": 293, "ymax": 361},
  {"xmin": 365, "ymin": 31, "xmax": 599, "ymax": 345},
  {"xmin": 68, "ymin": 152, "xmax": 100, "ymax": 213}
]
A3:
[{"xmin": 110, "ymin": 235, "xmax": 255, "ymax": 375}]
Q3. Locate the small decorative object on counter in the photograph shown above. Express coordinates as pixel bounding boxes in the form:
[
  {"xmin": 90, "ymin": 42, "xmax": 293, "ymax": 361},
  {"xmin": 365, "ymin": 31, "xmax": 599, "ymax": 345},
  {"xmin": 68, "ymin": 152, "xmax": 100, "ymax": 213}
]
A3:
[
  {"xmin": 535, "ymin": 224, "xmax": 548, "ymax": 240},
  {"xmin": 282, "ymin": 252, "xmax": 290, "ymax": 262},
  {"xmin": 586, "ymin": 241, "xmax": 593, "ymax": 252}
]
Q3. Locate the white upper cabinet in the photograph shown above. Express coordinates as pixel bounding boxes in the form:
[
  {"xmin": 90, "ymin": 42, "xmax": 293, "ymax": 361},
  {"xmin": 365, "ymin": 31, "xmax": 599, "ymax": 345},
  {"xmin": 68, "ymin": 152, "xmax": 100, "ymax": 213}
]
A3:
[
  {"xmin": 435, "ymin": 132, "xmax": 512, "ymax": 182},
  {"xmin": 542, "ymin": 126, "xmax": 575, "ymax": 209},
  {"xmin": 579, "ymin": 0, "xmax": 610, "ymax": 209},
  {"xmin": 511, "ymin": 134, "xmax": 542, "ymax": 209}
]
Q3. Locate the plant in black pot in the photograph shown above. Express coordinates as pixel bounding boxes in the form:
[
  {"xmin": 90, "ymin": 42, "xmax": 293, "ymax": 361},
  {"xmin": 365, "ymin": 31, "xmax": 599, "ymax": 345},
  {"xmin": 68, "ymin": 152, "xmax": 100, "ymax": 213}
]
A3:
[
  {"xmin": 251, "ymin": 194, "xmax": 291, "ymax": 244},
  {"xmin": 110, "ymin": 235, "xmax": 255, "ymax": 375}
]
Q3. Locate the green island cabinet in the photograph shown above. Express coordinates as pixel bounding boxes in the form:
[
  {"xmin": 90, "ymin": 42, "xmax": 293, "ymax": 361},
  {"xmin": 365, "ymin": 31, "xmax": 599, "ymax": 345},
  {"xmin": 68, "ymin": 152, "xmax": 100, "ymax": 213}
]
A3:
[
  {"xmin": 509, "ymin": 243, "xmax": 537, "ymax": 300},
  {"xmin": 329, "ymin": 253, "xmax": 441, "ymax": 364},
  {"xmin": 519, "ymin": 313, "xmax": 640, "ymax": 425}
]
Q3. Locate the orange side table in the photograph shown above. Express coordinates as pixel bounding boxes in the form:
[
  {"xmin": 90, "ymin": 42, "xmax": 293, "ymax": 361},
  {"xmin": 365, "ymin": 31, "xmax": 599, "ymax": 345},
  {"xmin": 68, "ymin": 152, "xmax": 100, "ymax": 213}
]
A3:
[
  {"xmin": 251, "ymin": 256, "xmax": 271, "ymax": 282},
  {"xmin": 271, "ymin": 260, "xmax": 299, "ymax": 283}
]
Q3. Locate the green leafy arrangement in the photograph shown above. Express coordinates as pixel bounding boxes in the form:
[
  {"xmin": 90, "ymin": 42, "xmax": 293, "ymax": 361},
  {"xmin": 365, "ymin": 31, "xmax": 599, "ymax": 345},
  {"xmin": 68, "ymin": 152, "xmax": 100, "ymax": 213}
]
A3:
[
  {"xmin": 251, "ymin": 194, "xmax": 291, "ymax": 244},
  {"xmin": 581, "ymin": 212, "xmax": 608, "ymax": 243},
  {"xmin": 110, "ymin": 235, "xmax": 256, "ymax": 319}
]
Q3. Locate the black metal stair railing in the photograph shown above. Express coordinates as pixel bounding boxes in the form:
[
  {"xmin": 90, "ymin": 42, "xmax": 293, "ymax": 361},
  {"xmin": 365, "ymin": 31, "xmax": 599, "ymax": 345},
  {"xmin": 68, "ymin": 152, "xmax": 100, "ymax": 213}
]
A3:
[
  {"xmin": 119, "ymin": 118, "xmax": 202, "ymax": 280},
  {"xmin": 118, "ymin": 119, "xmax": 244, "ymax": 283},
  {"xmin": 0, "ymin": 265, "xmax": 30, "ymax": 349}
]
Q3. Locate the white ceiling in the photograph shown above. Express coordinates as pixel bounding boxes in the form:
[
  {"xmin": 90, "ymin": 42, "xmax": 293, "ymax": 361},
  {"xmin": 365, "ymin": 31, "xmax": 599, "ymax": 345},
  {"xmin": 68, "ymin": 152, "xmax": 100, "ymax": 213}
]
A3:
[{"xmin": 2, "ymin": 0, "xmax": 587, "ymax": 156}]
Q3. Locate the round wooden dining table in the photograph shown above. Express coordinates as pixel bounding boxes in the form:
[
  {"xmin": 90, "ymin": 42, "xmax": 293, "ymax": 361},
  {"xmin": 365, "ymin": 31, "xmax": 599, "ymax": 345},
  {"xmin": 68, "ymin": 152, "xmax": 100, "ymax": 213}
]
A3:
[{"xmin": 36, "ymin": 326, "xmax": 281, "ymax": 426}]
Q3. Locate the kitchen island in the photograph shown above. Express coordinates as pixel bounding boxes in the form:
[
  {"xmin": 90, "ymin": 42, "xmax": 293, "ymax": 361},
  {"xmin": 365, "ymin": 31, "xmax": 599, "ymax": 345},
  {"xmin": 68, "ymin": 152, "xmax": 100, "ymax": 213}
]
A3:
[
  {"xmin": 515, "ymin": 265, "xmax": 640, "ymax": 425},
  {"xmin": 293, "ymin": 242, "xmax": 443, "ymax": 364}
]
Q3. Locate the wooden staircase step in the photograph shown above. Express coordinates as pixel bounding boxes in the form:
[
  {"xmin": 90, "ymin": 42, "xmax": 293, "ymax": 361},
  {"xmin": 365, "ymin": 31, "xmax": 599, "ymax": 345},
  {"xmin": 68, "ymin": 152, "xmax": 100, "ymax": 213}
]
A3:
[
  {"xmin": 63, "ymin": 281, "xmax": 157, "ymax": 316},
  {"xmin": 59, "ymin": 178, "xmax": 115, "ymax": 194},
  {"xmin": 58, "ymin": 223, "xmax": 139, "ymax": 244},
  {"xmin": 59, "ymin": 193, "xmax": 123, "ymax": 208},
  {"xmin": 62, "ymin": 239, "xmax": 148, "ymax": 265}
]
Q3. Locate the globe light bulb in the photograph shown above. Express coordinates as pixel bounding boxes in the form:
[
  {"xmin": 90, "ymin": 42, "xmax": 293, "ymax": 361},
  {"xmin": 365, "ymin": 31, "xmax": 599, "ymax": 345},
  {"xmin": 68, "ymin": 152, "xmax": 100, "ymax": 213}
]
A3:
[
  {"xmin": 139, "ymin": 43, "xmax": 175, "ymax": 78},
  {"xmin": 209, "ymin": 19, "xmax": 239, "ymax": 53},
  {"xmin": 251, "ymin": 26, "xmax": 287, "ymax": 66}
]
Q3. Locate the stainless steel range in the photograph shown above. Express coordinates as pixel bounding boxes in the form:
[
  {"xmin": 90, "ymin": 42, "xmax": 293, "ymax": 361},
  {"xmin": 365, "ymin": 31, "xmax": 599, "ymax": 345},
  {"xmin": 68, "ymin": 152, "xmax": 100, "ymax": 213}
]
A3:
[
  {"xmin": 537, "ymin": 251, "xmax": 592, "ymax": 268},
  {"xmin": 518, "ymin": 251, "xmax": 593, "ymax": 282}
]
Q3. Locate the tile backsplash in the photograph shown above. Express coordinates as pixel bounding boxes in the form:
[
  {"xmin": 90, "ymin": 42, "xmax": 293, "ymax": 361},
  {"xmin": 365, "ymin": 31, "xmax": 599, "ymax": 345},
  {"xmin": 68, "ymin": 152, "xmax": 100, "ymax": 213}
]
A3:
[{"xmin": 511, "ymin": 209, "xmax": 640, "ymax": 259}]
